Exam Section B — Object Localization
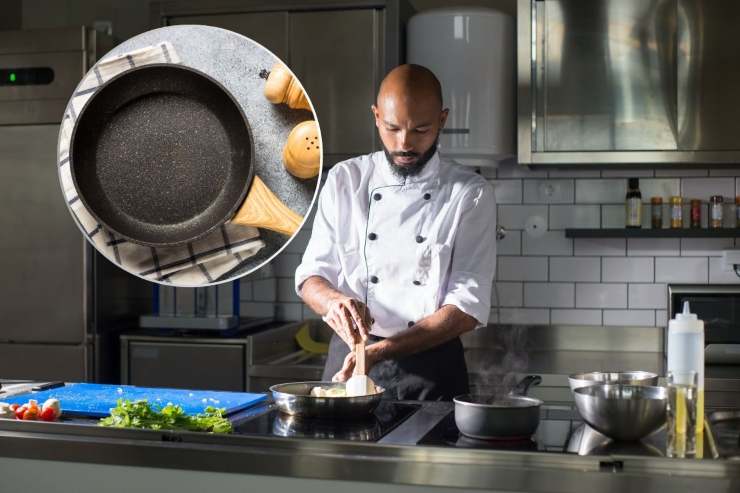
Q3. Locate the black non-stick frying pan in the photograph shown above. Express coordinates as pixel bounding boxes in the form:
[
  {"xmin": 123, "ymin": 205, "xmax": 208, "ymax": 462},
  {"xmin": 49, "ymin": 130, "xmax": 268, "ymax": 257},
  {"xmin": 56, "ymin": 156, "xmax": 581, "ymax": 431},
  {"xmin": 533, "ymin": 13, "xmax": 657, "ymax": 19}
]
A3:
[{"xmin": 70, "ymin": 63, "xmax": 302, "ymax": 247}]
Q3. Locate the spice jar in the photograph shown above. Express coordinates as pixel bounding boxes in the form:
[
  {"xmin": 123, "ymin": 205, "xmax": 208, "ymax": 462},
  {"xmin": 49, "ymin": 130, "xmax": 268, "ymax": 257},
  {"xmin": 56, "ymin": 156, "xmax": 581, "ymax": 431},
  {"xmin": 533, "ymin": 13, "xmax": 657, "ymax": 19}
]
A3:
[
  {"xmin": 690, "ymin": 199, "xmax": 702, "ymax": 229},
  {"xmin": 670, "ymin": 196, "xmax": 683, "ymax": 229},
  {"xmin": 651, "ymin": 197, "xmax": 663, "ymax": 229},
  {"xmin": 710, "ymin": 195, "xmax": 723, "ymax": 228}
]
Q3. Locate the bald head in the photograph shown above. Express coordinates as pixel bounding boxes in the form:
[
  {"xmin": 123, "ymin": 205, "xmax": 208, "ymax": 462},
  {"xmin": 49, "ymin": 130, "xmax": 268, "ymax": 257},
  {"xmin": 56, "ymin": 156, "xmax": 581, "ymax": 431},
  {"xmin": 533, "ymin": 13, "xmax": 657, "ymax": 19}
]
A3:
[
  {"xmin": 371, "ymin": 64, "xmax": 448, "ymax": 177},
  {"xmin": 376, "ymin": 64, "xmax": 443, "ymax": 110}
]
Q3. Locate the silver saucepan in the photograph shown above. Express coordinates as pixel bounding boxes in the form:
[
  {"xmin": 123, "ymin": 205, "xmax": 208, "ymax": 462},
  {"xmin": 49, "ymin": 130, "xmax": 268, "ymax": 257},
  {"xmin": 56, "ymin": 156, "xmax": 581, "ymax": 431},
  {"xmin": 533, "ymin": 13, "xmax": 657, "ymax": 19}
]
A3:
[
  {"xmin": 270, "ymin": 381, "xmax": 385, "ymax": 419},
  {"xmin": 454, "ymin": 375, "xmax": 543, "ymax": 440}
]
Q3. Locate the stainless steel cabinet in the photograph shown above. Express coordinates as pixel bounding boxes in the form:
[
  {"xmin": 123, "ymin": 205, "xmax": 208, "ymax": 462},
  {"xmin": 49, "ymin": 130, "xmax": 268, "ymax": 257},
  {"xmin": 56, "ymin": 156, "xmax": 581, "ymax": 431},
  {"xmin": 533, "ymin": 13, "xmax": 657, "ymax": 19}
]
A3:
[
  {"xmin": 518, "ymin": 0, "xmax": 740, "ymax": 165},
  {"xmin": 532, "ymin": 0, "xmax": 676, "ymax": 153},
  {"xmin": 121, "ymin": 335, "xmax": 248, "ymax": 391},
  {"xmin": 677, "ymin": 0, "xmax": 740, "ymax": 151},
  {"xmin": 289, "ymin": 9, "xmax": 381, "ymax": 156},
  {"xmin": 169, "ymin": 12, "xmax": 289, "ymax": 61},
  {"xmin": 0, "ymin": 125, "xmax": 85, "ymax": 344}
]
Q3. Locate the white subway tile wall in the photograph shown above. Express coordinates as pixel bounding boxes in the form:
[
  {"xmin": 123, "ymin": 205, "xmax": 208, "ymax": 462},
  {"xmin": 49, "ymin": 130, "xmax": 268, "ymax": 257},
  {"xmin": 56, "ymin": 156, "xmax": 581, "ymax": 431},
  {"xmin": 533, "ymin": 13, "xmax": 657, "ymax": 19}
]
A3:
[
  {"xmin": 550, "ymin": 257, "xmax": 600, "ymax": 282},
  {"xmin": 681, "ymin": 178, "xmax": 735, "ymax": 201},
  {"xmin": 680, "ymin": 238, "xmax": 734, "ymax": 256},
  {"xmin": 655, "ymin": 257, "xmax": 708, "ymax": 283},
  {"xmin": 492, "ymin": 282, "xmax": 524, "ymax": 307},
  {"xmin": 627, "ymin": 238, "xmax": 680, "ymax": 257},
  {"xmin": 576, "ymin": 283, "xmax": 627, "ymax": 309},
  {"xmin": 498, "ymin": 256, "xmax": 549, "ymax": 281},
  {"xmin": 602, "ymin": 257, "xmax": 654, "ymax": 282},
  {"xmin": 522, "ymin": 230, "xmax": 573, "ymax": 256},
  {"xmin": 551, "ymin": 309, "xmax": 602, "ymax": 325},
  {"xmin": 709, "ymin": 257, "xmax": 740, "ymax": 284},
  {"xmin": 574, "ymin": 238, "xmax": 626, "ymax": 256},
  {"xmin": 603, "ymin": 309, "xmax": 655, "ymax": 327},
  {"xmin": 499, "ymin": 205, "xmax": 549, "ymax": 229},
  {"xmin": 497, "ymin": 229, "xmax": 522, "ymax": 255},
  {"xmin": 491, "ymin": 179, "xmax": 522, "ymax": 204},
  {"xmin": 244, "ymin": 162, "xmax": 740, "ymax": 327},
  {"xmin": 628, "ymin": 284, "xmax": 668, "ymax": 309},
  {"xmin": 523, "ymin": 179, "xmax": 574, "ymax": 204},
  {"xmin": 524, "ymin": 283, "xmax": 575, "ymax": 307},
  {"xmin": 549, "ymin": 205, "xmax": 600, "ymax": 229}
]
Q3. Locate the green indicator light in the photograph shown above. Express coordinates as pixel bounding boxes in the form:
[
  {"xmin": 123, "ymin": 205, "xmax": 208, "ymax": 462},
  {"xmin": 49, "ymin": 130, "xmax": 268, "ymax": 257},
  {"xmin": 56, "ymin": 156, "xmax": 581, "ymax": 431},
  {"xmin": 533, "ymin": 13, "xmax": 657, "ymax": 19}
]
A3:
[{"xmin": 9, "ymin": 73, "xmax": 16, "ymax": 82}]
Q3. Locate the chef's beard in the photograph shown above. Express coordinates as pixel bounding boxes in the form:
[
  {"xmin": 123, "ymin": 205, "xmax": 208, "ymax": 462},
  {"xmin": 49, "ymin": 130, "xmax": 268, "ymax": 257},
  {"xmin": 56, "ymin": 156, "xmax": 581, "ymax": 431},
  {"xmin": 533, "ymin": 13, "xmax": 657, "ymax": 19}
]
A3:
[{"xmin": 383, "ymin": 136, "xmax": 439, "ymax": 178}]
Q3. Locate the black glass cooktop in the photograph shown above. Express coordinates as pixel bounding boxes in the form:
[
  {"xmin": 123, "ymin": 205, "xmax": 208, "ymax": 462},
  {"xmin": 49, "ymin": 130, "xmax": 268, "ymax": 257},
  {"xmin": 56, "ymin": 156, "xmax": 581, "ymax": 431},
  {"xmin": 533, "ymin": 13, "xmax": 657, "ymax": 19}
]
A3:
[
  {"xmin": 419, "ymin": 411, "xmax": 575, "ymax": 453},
  {"xmin": 233, "ymin": 401, "xmax": 420, "ymax": 442}
]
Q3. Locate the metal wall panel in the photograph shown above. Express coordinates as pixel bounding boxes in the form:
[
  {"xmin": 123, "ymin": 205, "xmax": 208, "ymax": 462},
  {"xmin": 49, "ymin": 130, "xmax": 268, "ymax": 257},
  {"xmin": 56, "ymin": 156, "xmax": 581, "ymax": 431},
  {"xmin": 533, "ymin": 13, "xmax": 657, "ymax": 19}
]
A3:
[
  {"xmin": 536, "ymin": 0, "xmax": 677, "ymax": 152},
  {"xmin": 169, "ymin": 12, "xmax": 289, "ymax": 61},
  {"xmin": 0, "ymin": 124, "xmax": 86, "ymax": 344},
  {"xmin": 677, "ymin": 0, "xmax": 740, "ymax": 151},
  {"xmin": 289, "ymin": 9, "xmax": 380, "ymax": 155}
]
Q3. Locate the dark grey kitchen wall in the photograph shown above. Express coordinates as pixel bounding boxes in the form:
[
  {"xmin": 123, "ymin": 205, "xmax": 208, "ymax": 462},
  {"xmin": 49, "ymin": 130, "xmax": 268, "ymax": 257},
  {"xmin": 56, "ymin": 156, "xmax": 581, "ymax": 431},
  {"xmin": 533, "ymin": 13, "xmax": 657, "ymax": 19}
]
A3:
[
  {"xmin": 0, "ymin": 0, "xmax": 22, "ymax": 30},
  {"xmin": 20, "ymin": 0, "xmax": 515, "ymax": 41}
]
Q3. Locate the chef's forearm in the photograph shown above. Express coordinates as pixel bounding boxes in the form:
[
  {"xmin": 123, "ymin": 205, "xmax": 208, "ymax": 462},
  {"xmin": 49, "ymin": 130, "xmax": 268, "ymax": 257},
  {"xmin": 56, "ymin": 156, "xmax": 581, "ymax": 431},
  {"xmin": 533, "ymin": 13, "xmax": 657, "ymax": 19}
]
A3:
[
  {"xmin": 369, "ymin": 304, "xmax": 477, "ymax": 363},
  {"xmin": 298, "ymin": 275, "xmax": 345, "ymax": 317}
]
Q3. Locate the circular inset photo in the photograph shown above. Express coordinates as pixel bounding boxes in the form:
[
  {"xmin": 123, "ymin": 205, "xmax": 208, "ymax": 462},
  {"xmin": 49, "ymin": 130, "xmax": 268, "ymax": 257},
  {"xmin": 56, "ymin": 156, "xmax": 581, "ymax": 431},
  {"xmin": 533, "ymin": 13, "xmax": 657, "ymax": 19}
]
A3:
[{"xmin": 57, "ymin": 25, "xmax": 321, "ymax": 286}]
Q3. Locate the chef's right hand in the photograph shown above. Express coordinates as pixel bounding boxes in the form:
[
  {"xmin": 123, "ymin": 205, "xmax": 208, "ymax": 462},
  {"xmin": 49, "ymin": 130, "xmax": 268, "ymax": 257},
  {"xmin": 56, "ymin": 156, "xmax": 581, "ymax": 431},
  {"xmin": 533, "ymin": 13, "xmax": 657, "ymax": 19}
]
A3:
[{"xmin": 322, "ymin": 297, "xmax": 373, "ymax": 348}]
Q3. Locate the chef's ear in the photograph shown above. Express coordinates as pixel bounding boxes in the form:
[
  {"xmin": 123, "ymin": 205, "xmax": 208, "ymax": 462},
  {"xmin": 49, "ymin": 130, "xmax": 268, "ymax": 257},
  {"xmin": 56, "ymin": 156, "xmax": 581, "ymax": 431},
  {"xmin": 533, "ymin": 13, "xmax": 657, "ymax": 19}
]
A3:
[
  {"xmin": 370, "ymin": 104, "xmax": 381, "ymax": 127},
  {"xmin": 440, "ymin": 108, "xmax": 450, "ymax": 128}
]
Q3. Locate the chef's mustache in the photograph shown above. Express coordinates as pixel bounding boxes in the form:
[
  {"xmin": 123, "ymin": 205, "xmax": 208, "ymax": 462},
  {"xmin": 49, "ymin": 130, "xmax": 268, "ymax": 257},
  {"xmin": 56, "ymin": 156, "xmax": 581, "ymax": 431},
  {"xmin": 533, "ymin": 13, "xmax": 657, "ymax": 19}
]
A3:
[{"xmin": 390, "ymin": 151, "xmax": 419, "ymax": 158}]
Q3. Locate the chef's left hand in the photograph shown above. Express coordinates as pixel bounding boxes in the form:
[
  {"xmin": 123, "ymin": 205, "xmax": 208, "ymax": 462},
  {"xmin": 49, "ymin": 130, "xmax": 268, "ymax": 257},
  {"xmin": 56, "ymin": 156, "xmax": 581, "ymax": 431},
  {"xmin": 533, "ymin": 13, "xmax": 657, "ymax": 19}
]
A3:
[{"xmin": 331, "ymin": 345, "xmax": 379, "ymax": 383}]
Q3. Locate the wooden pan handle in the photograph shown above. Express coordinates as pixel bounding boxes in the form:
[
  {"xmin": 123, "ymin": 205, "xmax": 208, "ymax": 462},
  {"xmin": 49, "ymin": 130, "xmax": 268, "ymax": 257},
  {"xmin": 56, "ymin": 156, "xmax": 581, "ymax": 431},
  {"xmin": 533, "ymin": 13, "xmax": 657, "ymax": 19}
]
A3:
[
  {"xmin": 354, "ymin": 340, "xmax": 366, "ymax": 376},
  {"xmin": 232, "ymin": 175, "xmax": 303, "ymax": 236}
]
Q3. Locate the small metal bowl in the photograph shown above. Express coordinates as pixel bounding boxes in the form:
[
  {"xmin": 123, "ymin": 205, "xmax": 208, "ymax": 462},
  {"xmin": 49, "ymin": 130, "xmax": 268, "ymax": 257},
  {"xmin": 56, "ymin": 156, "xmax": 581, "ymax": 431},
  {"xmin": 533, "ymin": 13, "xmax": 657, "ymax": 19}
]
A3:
[
  {"xmin": 568, "ymin": 371, "xmax": 659, "ymax": 393},
  {"xmin": 573, "ymin": 384, "xmax": 667, "ymax": 441}
]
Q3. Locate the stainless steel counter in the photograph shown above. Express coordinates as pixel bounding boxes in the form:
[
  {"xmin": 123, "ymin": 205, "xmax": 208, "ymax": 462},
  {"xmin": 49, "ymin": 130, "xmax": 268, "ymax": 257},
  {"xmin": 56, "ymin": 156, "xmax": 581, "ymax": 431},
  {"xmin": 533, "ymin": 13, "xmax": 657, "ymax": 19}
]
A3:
[
  {"xmin": 1, "ymin": 376, "xmax": 739, "ymax": 492},
  {"xmin": 0, "ymin": 409, "xmax": 739, "ymax": 492}
]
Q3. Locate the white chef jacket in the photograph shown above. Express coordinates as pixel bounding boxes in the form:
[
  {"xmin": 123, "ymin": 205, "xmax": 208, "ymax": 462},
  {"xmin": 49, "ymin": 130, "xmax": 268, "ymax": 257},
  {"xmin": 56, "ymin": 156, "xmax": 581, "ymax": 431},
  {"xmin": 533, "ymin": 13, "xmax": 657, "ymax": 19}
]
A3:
[{"xmin": 295, "ymin": 150, "xmax": 497, "ymax": 338}]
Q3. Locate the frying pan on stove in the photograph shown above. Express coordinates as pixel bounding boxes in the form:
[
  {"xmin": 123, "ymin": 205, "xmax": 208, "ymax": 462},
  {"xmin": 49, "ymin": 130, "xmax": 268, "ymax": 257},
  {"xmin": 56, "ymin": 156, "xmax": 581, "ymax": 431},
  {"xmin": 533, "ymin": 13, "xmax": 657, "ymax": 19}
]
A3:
[{"xmin": 70, "ymin": 63, "xmax": 302, "ymax": 247}]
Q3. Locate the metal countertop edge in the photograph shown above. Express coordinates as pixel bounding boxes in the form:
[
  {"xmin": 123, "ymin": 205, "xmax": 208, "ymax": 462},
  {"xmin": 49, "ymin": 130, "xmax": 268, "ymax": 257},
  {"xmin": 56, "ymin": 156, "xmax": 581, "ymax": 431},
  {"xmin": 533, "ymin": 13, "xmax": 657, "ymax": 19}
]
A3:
[{"xmin": 0, "ymin": 424, "xmax": 739, "ymax": 491}]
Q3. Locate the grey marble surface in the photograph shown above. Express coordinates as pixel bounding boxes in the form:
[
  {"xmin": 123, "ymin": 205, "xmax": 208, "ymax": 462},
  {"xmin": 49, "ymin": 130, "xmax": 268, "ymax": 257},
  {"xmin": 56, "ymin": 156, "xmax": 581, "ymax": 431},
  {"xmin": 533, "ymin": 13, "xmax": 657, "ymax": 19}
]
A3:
[{"xmin": 104, "ymin": 25, "xmax": 320, "ymax": 280}]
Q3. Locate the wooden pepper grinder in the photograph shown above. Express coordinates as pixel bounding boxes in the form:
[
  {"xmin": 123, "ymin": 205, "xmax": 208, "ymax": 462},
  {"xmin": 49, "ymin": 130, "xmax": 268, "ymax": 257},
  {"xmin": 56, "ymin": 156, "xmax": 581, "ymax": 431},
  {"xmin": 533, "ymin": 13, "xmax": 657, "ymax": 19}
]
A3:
[{"xmin": 263, "ymin": 62, "xmax": 311, "ymax": 111}]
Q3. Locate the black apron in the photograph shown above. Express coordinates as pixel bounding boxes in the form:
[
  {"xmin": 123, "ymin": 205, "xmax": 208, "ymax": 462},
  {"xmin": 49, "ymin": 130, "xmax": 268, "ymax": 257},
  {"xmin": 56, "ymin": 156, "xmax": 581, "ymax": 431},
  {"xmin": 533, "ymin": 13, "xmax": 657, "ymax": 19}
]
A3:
[{"xmin": 322, "ymin": 333, "xmax": 469, "ymax": 401}]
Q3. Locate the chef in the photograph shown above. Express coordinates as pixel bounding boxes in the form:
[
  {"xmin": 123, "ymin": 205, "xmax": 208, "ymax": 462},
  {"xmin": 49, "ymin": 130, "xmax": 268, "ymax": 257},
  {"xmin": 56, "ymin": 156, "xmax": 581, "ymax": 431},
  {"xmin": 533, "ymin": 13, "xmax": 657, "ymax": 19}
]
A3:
[{"xmin": 294, "ymin": 64, "xmax": 496, "ymax": 400}]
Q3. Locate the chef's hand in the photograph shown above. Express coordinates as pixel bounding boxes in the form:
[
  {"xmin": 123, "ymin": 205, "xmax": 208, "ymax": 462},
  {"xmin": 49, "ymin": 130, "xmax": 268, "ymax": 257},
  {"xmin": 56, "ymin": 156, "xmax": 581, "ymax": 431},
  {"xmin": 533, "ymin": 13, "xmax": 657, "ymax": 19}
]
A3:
[
  {"xmin": 322, "ymin": 296, "xmax": 373, "ymax": 348},
  {"xmin": 331, "ymin": 346, "xmax": 378, "ymax": 383}
]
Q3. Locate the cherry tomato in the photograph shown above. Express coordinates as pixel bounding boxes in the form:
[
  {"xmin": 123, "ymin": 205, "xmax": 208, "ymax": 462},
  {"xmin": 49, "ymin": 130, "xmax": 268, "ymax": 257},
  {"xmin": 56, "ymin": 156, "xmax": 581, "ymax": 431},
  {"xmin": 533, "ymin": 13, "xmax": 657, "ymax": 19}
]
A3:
[
  {"xmin": 15, "ymin": 405, "xmax": 27, "ymax": 420},
  {"xmin": 40, "ymin": 407, "xmax": 56, "ymax": 422},
  {"xmin": 21, "ymin": 407, "xmax": 38, "ymax": 420}
]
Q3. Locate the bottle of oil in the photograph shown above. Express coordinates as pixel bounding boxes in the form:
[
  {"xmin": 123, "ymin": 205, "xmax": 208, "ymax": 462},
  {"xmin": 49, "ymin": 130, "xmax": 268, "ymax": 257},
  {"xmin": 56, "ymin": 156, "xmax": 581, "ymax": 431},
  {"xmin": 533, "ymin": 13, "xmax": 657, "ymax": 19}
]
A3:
[
  {"xmin": 625, "ymin": 177, "xmax": 642, "ymax": 228},
  {"xmin": 667, "ymin": 301, "xmax": 705, "ymax": 457}
]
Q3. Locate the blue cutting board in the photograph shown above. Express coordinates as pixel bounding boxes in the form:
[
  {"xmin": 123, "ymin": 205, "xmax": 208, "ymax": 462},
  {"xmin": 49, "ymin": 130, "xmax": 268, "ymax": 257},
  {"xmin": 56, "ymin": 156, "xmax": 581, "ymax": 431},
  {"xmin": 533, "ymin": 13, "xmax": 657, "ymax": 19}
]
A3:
[{"xmin": 2, "ymin": 383, "xmax": 267, "ymax": 418}]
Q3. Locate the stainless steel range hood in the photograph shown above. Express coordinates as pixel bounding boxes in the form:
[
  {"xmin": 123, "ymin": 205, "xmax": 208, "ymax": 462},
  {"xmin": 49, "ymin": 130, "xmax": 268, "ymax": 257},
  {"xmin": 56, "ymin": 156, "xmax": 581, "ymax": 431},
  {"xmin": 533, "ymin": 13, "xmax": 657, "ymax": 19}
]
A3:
[{"xmin": 517, "ymin": 0, "xmax": 740, "ymax": 166}]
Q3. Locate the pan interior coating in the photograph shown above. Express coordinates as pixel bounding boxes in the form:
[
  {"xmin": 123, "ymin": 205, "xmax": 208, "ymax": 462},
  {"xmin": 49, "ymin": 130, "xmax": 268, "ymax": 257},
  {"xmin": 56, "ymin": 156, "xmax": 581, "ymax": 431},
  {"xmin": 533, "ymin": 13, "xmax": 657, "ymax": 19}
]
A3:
[{"xmin": 71, "ymin": 64, "xmax": 253, "ymax": 246}]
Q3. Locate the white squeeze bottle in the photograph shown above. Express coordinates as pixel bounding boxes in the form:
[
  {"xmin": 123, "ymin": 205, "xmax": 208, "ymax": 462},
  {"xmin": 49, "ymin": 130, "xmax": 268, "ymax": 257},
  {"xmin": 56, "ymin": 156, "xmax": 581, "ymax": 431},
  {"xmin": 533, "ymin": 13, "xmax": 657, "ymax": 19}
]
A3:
[{"xmin": 667, "ymin": 301, "xmax": 705, "ymax": 456}]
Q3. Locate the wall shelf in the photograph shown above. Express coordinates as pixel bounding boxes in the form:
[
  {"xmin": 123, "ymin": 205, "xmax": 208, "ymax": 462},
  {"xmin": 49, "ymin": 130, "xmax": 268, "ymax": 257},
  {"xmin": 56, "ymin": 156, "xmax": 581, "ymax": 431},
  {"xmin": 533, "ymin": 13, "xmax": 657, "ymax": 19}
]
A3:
[{"xmin": 564, "ymin": 228, "xmax": 740, "ymax": 238}]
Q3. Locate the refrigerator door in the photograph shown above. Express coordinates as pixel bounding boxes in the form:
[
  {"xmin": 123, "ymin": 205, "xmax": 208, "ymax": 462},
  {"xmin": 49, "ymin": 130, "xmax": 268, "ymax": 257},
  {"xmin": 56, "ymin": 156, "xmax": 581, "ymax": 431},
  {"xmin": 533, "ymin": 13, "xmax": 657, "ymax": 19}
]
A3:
[{"xmin": 0, "ymin": 124, "xmax": 87, "ymax": 344}]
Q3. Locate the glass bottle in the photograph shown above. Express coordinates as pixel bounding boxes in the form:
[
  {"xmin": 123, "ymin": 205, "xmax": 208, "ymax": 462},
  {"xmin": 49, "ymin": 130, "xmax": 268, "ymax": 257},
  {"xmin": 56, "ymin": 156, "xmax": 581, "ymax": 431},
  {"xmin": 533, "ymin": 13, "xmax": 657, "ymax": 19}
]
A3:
[{"xmin": 625, "ymin": 178, "xmax": 642, "ymax": 228}]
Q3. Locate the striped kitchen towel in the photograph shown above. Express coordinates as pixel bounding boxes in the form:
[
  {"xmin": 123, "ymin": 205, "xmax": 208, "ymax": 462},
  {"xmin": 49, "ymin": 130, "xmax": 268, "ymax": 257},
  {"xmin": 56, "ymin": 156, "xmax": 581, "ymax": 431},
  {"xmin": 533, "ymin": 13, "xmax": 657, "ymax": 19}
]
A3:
[{"xmin": 57, "ymin": 42, "xmax": 265, "ymax": 285}]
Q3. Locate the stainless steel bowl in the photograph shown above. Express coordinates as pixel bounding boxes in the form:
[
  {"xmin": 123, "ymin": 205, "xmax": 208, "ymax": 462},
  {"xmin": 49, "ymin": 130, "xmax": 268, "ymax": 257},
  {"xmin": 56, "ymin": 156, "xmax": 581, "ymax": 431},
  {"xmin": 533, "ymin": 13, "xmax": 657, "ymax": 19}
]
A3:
[
  {"xmin": 270, "ymin": 381, "xmax": 385, "ymax": 419},
  {"xmin": 568, "ymin": 371, "xmax": 659, "ymax": 393},
  {"xmin": 573, "ymin": 384, "xmax": 667, "ymax": 441}
]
